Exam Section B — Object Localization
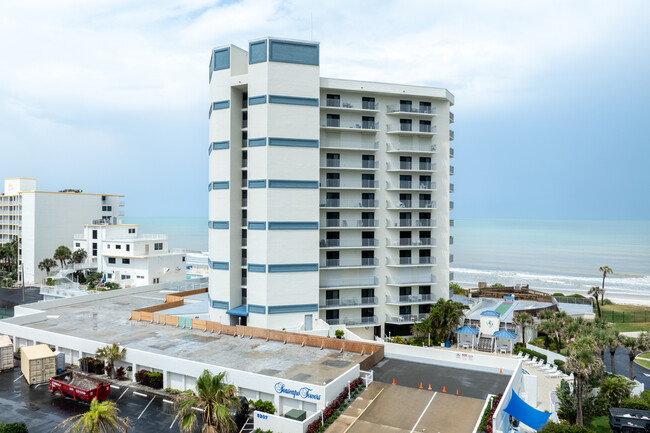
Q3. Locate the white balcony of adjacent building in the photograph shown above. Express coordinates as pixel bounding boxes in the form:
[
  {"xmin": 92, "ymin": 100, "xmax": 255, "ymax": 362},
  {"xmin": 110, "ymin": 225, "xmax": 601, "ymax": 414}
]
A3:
[
  {"xmin": 384, "ymin": 313, "xmax": 429, "ymax": 324},
  {"xmin": 242, "ymin": 158, "xmax": 248, "ymax": 169},
  {"xmin": 449, "ymin": 148, "xmax": 454, "ymax": 158},
  {"xmin": 320, "ymin": 119, "xmax": 379, "ymax": 133},
  {"xmin": 386, "ymin": 104, "xmax": 437, "ymax": 117},
  {"xmin": 450, "ymin": 184, "xmax": 455, "ymax": 193},
  {"xmin": 321, "ymin": 219, "xmax": 379, "ymax": 229},
  {"xmin": 386, "ymin": 219, "xmax": 436, "ymax": 229},
  {"xmin": 319, "ymin": 238, "xmax": 379, "ymax": 249},
  {"xmin": 386, "ymin": 238, "xmax": 436, "ymax": 248},
  {"xmin": 450, "ymin": 130, "xmax": 455, "ymax": 140},
  {"xmin": 386, "ymin": 143, "xmax": 436, "ymax": 154},
  {"xmin": 319, "ymin": 296, "xmax": 379, "ymax": 309},
  {"xmin": 242, "ymin": 139, "xmax": 248, "ymax": 148},
  {"xmin": 241, "ymin": 276, "xmax": 247, "ymax": 286},
  {"xmin": 241, "ymin": 257, "xmax": 247, "ymax": 267},
  {"xmin": 386, "ymin": 275, "xmax": 436, "ymax": 286},
  {"xmin": 119, "ymin": 200, "xmax": 125, "ymax": 207},
  {"xmin": 320, "ymin": 258, "xmax": 379, "ymax": 269},
  {"xmin": 319, "ymin": 199, "xmax": 379, "ymax": 209},
  {"xmin": 385, "ymin": 294, "xmax": 435, "ymax": 305},
  {"xmin": 325, "ymin": 316, "xmax": 380, "ymax": 327},
  {"xmin": 386, "ymin": 161, "xmax": 437, "ymax": 172},
  {"xmin": 320, "ymin": 140, "xmax": 379, "ymax": 151},
  {"xmin": 386, "ymin": 200, "xmax": 436, "ymax": 210},
  {"xmin": 320, "ymin": 98, "xmax": 380, "ymax": 113},
  {"xmin": 450, "ymin": 166, "xmax": 455, "ymax": 176},
  {"xmin": 320, "ymin": 159, "xmax": 379, "ymax": 171},
  {"xmin": 386, "ymin": 181, "xmax": 436, "ymax": 192},
  {"xmin": 449, "ymin": 112, "xmax": 455, "ymax": 123},
  {"xmin": 320, "ymin": 179, "xmax": 379, "ymax": 190},
  {"xmin": 386, "ymin": 256, "xmax": 436, "ymax": 267},
  {"xmin": 386, "ymin": 124, "xmax": 436, "ymax": 136},
  {"xmin": 320, "ymin": 277, "xmax": 379, "ymax": 289}
]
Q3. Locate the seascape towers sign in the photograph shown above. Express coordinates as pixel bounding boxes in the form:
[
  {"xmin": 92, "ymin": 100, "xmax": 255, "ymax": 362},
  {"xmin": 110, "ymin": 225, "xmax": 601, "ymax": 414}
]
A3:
[{"xmin": 274, "ymin": 382, "xmax": 322, "ymax": 401}]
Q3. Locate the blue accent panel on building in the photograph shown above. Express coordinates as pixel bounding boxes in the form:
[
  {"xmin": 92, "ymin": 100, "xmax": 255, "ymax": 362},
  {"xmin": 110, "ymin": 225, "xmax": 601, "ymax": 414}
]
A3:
[
  {"xmin": 211, "ymin": 141, "xmax": 230, "ymax": 151},
  {"xmin": 212, "ymin": 300, "xmax": 229, "ymax": 310},
  {"xmin": 268, "ymin": 304, "xmax": 319, "ymax": 314},
  {"xmin": 268, "ymin": 222, "xmax": 318, "ymax": 230},
  {"xmin": 211, "ymin": 221, "xmax": 229, "ymax": 229},
  {"xmin": 213, "ymin": 48, "xmax": 230, "ymax": 71},
  {"xmin": 268, "ymin": 179, "xmax": 319, "ymax": 189},
  {"xmin": 210, "ymin": 260, "xmax": 229, "ymax": 270},
  {"xmin": 248, "ymin": 304, "xmax": 267, "ymax": 314},
  {"xmin": 269, "ymin": 40, "xmax": 319, "ymax": 66},
  {"xmin": 211, "ymin": 181, "xmax": 230, "ymax": 190},
  {"xmin": 248, "ymin": 179, "xmax": 267, "ymax": 188},
  {"xmin": 178, "ymin": 317, "xmax": 192, "ymax": 328},
  {"xmin": 248, "ymin": 95, "xmax": 267, "ymax": 105},
  {"xmin": 249, "ymin": 40, "xmax": 268, "ymax": 64},
  {"xmin": 248, "ymin": 263, "xmax": 267, "ymax": 273},
  {"xmin": 248, "ymin": 137, "xmax": 267, "ymax": 147},
  {"xmin": 268, "ymin": 137, "xmax": 318, "ymax": 148},
  {"xmin": 268, "ymin": 95, "xmax": 319, "ymax": 106},
  {"xmin": 212, "ymin": 100, "xmax": 230, "ymax": 110},
  {"xmin": 248, "ymin": 221, "xmax": 266, "ymax": 230},
  {"xmin": 268, "ymin": 263, "xmax": 318, "ymax": 273}
]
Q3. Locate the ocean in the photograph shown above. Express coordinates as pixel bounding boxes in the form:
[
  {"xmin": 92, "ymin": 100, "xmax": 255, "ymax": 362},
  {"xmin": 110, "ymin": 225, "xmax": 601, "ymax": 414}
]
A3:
[{"xmin": 124, "ymin": 217, "xmax": 650, "ymax": 303}]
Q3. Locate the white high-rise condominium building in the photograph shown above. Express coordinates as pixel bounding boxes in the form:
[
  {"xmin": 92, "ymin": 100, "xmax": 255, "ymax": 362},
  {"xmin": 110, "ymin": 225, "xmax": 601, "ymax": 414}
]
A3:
[
  {"xmin": 0, "ymin": 178, "xmax": 123, "ymax": 285},
  {"xmin": 208, "ymin": 37, "xmax": 454, "ymax": 339}
]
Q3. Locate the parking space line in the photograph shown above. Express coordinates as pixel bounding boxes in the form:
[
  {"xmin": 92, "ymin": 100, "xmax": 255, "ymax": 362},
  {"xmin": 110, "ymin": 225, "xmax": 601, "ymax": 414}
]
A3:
[
  {"xmin": 13, "ymin": 375, "xmax": 23, "ymax": 383},
  {"xmin": 117, "ymin": 387, "xmax": 130, "ymax": 401},
  {"xmin": 138, "ymin": 396, "xmax": 156, "ymax": 419},
  {"xmin": 163, "ymin": 399, "xmax": 173, "ymax": 404},
  {"xmin": 133, "ymin": 391, "xmax": 148, "ymax": 398},
  {"xmin": 110, "ymin": 384, "xmax": 120, "ymax": 390},
  {"xmin": 410, "ymin": 392, "xmax": 437, "ymax": 433},
  {"xmin": 170, "ymin": 413, "xmax": 179, "ymax": 429}
]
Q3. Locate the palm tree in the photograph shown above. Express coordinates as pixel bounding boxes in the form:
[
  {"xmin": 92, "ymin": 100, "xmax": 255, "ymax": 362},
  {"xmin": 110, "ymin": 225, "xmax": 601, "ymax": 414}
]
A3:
[
  {"xmin": 174, "ymin": 369, "xmax": 240, "ymax": 433},
  {"xmin": 599, "ymin": 265, "xmax": 613, "ymax": 305},
  {"xmin": 95, "ymin": 343, "xmax": 126, "ymax": 379},
  {"xmin": 54, "ymin": 397, "xmax": 131, "ymax": 432},
  {"xmin": 513, "ymin": 313, "xmax": 533, "ymax": 344},
  {"xmin": 72, "ymin": 249, "xmax": 88, "ymax": 264},
  {"xmin": 620, "ymin": 333, "xmax": 650, "ymax": 380},
  {"xmin": 607, "ymin": 330, "xmax": 621, "ymax": 375},
  {"xmin": 565, "ymin": 336, "xmax": 604, "ymax": 426},
  {"xmin": 588, "ymin": 286, "xmax": 603, "ymax": 318},
  {"xmin": 53, "ymin": 245, "xmax": 72, "ymax": 268},
  {"xmin": 411, "ymin": 315, "xmax": 434, "ymax": 346},
  {"xmin": 38, "ymin": 258, "xmax": 58, "ymax": 274}
]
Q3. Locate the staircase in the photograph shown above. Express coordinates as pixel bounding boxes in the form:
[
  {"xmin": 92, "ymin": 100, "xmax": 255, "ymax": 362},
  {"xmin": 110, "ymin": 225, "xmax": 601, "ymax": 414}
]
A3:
[{"xmin": 477, "ymin": 336, "xmax": 494, "ymax": 352}]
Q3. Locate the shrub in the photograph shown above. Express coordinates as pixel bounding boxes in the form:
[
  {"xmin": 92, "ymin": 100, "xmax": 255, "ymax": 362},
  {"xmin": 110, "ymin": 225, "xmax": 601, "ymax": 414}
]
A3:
[
  {"xmin": 392, "ymin": 336, "xmax": 404, "ymax": 344},
  {"xmin": 115, "ymin": 366, "xmax": 127, "ymax": 380},
  {"xmin": 46, "ymin": 278, "xmax": 55, "ymax": 286},
  {"xmin": 104, "ymin": 282, "xmax": 120, "ymax": 290},
  {"xmin": 540, "ymin": 422, "xmax": 595, "ymax": 432},
  {"xmin": 1, "ymin": 423, "xmax": 29, "ymax": 433},
  {"xmin": 568, "ymin": 294, "xmax": 585, "ymax": 298},
  {"xmin": 620, "ymin": 396, "xmax": 650, "ymax": 410},
  {"xmin": 450, "ymin": 282, "xmax": 468, "ymax": 295},
  {"xmin": 147, "ymin": 372, "xmax": 163, "ymax": 389},
  {"xmin": 135, "ymin": 369, "xmax": 149, "ymax": 384},
  {"xmin": 253, "ymin": 399, "xmax": 276, "ymax": 414},
  {"xmin": 489, "ymin": 283, "xmax": 505, "ymax": 289},
  {"xmin": 514, "ymin": 344, "xmax": 548, "ymax": 363},
  {"xmin": 602, "ymin": 298, "xmax": 614, "ymax": 305},
  {"xmin": 335, "ymin": 330, "xmax": 345, "ymax": 339},
  {"xmin": 552, "ymin": 293, "xmax": 565, "ymax": 297}
]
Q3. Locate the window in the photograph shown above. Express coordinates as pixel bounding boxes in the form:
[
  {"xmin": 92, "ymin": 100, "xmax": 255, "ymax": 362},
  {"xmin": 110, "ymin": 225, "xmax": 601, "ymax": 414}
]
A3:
[
  {"xmin": 326, "ymin": 94, "xmax": 340, "ymax": 107},
  {"xmin": 400, "ymin": 118, "xmax": 412, "ymax": 131},
  {"xmin": 326, "ymin": 173, "xmax": 340, "ymax": 188},
  {"xmin": 75, "ymin": 243, "xmax": 80, "ymax": 247},
  {"xmin": 326, "ymin": 113, "xmax": 340, "ymax": 127},
  {"xmin": 326, "ymin": 153, "xmax": 340, "ymax": 167},
  {"xmin": 399, "ymin": 305, "xmax": 412, "ymax": 315},
  {"xmin": 326, "ymin": 310, "xmax": 339, "ymax": 321},
  {"xmin": 182, "ymin": 256, "xmax": 186, "ymax": 262},
  {"xmin": 137, "ymin": 275, "xmax": 144, "ymax": 279},
  {"xmin": 154, "ymin": 243, "xmax": 163, "ymax": 251},
  {"xmin": 362, "ymin": 116, "xmax": 375, "ymax": 129},
  {"xmin": 419, "ymin": 120, "xmax": 431, "ymax": 133},
  {"xmin": 361, "ymin": 173, "xmax": 375, "ymax": 188},
  {"xmin": 101, "ymin": 205, "xmax": 112, "ymax": 211},
  {"xmin": 126, "ymin": 244, "xmax": 130, "ymax": 252},
  {"xmin": 362, "ymin": 96, "xmax": 375, "ymax": 110},
  {"xmin": 153, "ymin": 278, "xmax": 160, "ymax": 284},
  {"xmin": 108, "ymin": 257, "xmax": 116, "ymax": 264},
  {"xmin": 361, "ymin": 308, "xmax": 374, "ymax": 318},
  {"xmin": 400, "ymin": 100, "xmax": 412, "ymax": 112},
  {"xmin": 107, "ymin": 273, "xmax": 112, "ymax": 279},
  {"xmin": 128, "ymin": 228, "xmax": 136, "ymax": 234},
  {"xmin": 106, "ymin": 244, "xmax": 110, "ymax": 249},
  {"xmin": 361, "ymin": 154, "xmax": 375, "ymax": 168},
  {"xmin": 122, "ymin": 258, "xmax": 130, "ymax": 264},
  {"xmin": 115, "ymin": 244, "xmax": 121, "ymax": 250},
  {"xmin": 92, "ymin": 230, "xmax": 97, "ymax": 240},
  {"xmin": 419, "ymin": 101, "xmax": 432, "ymax": 113},
  {"xmin": 92, "ymin": 243, "xmax": 97, "ymax": 257},
  {"xmin": 121, "ymin": 274, "xmax": 131, "ymax": 280}
]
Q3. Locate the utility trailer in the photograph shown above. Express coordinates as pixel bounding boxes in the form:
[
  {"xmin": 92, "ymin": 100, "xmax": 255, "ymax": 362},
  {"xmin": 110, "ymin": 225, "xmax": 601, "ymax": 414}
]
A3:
[
  {"xmin": 49, "ymin": 371, "xmax": 111, "ymax": 402},
  {"xmin": 609, "ymin": 407, "xmax": 650, "ymax": 433}
]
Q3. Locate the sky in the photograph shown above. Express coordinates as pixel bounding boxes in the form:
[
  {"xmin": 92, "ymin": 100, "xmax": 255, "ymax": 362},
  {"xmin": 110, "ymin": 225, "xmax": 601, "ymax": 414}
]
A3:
[{"xmin": 1, "ymin": 0, "xmax": 649, "ymax": 219}]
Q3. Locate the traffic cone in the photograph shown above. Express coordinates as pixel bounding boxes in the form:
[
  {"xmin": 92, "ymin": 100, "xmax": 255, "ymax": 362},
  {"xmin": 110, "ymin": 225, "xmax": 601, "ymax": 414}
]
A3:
[
  {"xmin": 456, "ymin": 389, "xmax": 459, "ymax": 396},
  {"xmin": 419, "ymin": 382, "xmax": 423, "ymax": 389},
  {"xmin": 392, "ymin": 378, "xmax": 396, "ymax": 385},
  {"xmin": 442, "ymin": 386, "xmax": 446, "ymax": 393},
  {"xmin": 428, "ymin": 384, "xmax": 432, "ymax": 391},
  {"xmin": 499, "ymin": 368, "xmax": 503, "ymax": 374}
]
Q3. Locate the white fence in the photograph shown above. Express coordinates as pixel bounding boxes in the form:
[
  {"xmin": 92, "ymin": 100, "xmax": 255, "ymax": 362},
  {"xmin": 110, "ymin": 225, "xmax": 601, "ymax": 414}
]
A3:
[{"xmin": 253, "ymin": 409, "xmax": 322, "ymax": 433}]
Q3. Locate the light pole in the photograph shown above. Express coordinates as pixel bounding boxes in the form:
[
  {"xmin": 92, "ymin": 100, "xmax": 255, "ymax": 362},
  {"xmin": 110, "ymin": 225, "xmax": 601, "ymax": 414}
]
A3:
[
  {"xmin": 348, "ymin": 380, "xmax": 351, "ymax": 399},
  {"xmin": 21, "ymin": 262, "xmax": 25, "ymax": 303}
]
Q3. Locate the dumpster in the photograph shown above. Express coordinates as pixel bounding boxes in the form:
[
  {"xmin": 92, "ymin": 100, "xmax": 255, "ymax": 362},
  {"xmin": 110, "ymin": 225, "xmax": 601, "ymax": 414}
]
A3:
[{"xmin": 49, "ymin": 371, "xmax": 112, "ymax": 402}]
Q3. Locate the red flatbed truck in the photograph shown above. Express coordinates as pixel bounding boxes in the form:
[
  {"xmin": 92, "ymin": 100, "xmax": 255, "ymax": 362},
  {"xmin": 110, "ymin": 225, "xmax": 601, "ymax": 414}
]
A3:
[{"xmin": 49, "ymin": 371, "xmax": 111, "ymax": 402}]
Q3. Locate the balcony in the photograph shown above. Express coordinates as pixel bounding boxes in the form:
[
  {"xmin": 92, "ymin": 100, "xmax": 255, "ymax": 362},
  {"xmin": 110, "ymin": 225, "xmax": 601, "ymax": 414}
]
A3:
[
  {"xmin": 449, "ymin": 112, "xmax": 455, "ymax": 123},
  {"xmin": 321, "ymin": 258, "xmax": 379, "ymax": 269},
  {"xmin": 386, "ymin": 143, "xmax": 436, "ymax": 153},
  {"xmin": 320, "ymin": 277, "xmax": 379, "ymax": 289},
  {"xmin": 320, "ymin": 199, "xmax": 379, "ymax": 209},
  {"xmin": 242, "ymin": 159, "xmax": 247, "ymax": 168},
  {"xmin": 321, "ymin": 99, "xmax": 379, "ymax": 112},
  {"xmin": 450, "ymin": 166, "xmax": 454, "ymax": 175},
  {"xmin": 386, "ymin": 124, "xmax": 436, "ymax": 136},
  {"xmin": 325, "ymin": 315, "xmax": 379, "ymax": 327},
  {"xmin": 321, "ymin": 119, "xmax": 379, "ymax": 132},
  {"xmin": 320, "ymin": 239, "xmax": 379, "ymax": 248},
  {"xmin": 386, "ymin": 275, "xmax": 436, "ymax": 286},
  {"xmin": 385, "ymin": 294, "xmax": 434, "ymax": 305},
  {"xmin": 386, "ymin": 104, "xmax": 436, "ymax": 116},
  {"xmin": 320, "ymin": 141, "xmax": 379, "ymax": 151},
  {"xmin": 385, "ymin": 313, "xmax": 429, "ymax": 324},
  {"xmin": 386, "ymin": 181, "xmax": 435, "ymax": 191},
  {"xmin": 386, "ymin": 219, "xmax": 436, "ymax": 228},
  {"xmin": 322, "ymin": 219, "xmax": 379, "ymax": 229},
  {"xmin": 450, "ymin": 201, "xmax": 454, "ymax": 210},
  {"xmin": 241, "ymin": 218, "xmax": 247, "ymax": 227},
  {"xmin": 241, "ymin": 257, "xmax": 247, "ymax": 266},
  {"xmin": 386, "ymin": 238, "xmax": 436, "ymax": 248},
  {"xmin": 386, "ymin": 161, "xmax": 436, "ymax": 172},
  {"xmin": 320, "ymin": 296, "xmax": 379, "ymax": 309},
  {"xmin": 242, "ymin": 198, "xmax": 247, "ymax": 207},
  {"xmin": 241, "ymin": 277, "xmax": 247, "ymax": 286},
  {"xmin": 386, "ymin": 257, "xmax": 436, "ymax": 267},
  {"xmin": 242, "ymin": 139, "xmax": 247, "ymax": 148},
  {"xmin": 386, "ymin": 200, "xmax": 436, "ymax": 210},
  {"xmin": 320, "ymin": 160, "xmax": 379, "ymax": 170},
  {"xmin": 321, "ymin": 180, "xmax": 379, "ymax": 189},
  {"xmin": 450, "ymin": 184, "xmax": 454, "ymax": 193},
  {"xmin": 450, "ymin": 130, "xmax": 455, "ymax": 140},
  {"xmin": 449, "ymin": 148, "xmax": 454, "ymax": 158},
  {"xmin": 242, "ymin": 238, "xmax": 247, "ymax": 247},
  {"xmin": 242, "ymin": 119, "xmax": 248, "ymax": 129}
]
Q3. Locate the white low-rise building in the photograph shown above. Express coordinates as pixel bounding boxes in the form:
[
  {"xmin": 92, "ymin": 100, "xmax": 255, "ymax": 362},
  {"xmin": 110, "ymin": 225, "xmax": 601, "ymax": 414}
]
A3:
[{"xmin": 72, "ymin": 221, "xmax": 186, "ymax": 287}]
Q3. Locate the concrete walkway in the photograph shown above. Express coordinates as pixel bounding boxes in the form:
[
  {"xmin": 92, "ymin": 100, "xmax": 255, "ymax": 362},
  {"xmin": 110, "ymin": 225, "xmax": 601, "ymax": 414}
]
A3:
[{"xmin": 327, "ymin": 382, "xmax": 384, "ymax": 433}]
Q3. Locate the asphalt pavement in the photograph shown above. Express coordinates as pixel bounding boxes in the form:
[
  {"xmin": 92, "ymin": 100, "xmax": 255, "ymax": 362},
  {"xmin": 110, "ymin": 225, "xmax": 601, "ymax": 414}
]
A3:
[
  {"xmin": 603, "ymin": 347, "xmax": 650, "ymax": 386},
  {"xmin": 0, "ymin": 286, "xmax": 43, "ymax": 311}
]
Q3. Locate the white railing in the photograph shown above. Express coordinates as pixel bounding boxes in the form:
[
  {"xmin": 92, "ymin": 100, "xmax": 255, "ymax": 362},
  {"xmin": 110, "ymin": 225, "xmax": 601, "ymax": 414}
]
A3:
[
  {"xmin": 323, "ymin": 180, "xmax": 379, "ymax": 189},
  {"xmin": 321, "ymin": 160, "xmax": 379, "ymax": 169},
  {"xmin": 320, "ymin": 239, "xmax": 378, "ymax": 248},
  {"xmin": 387, "ymin": 162, "xmax": 436, "ymax": 171},
  {"xmin": 386, "ymin": 238, "xmax": 436, "ymax": 247},
  {"xmin": 320, "ymin": 199, "xmax": 378, "ymax": 208},
  {"xmin": 326, "ymin": 316, "xmax": 379, "ymax": 326},
  {"xmin": 385, "ymin": 313, "xmax": 429, "ymax": 323},
  {"xmin": 320, "ymin": 296, "xmax": 379, "ymax": 308},
  {"xmin": 320, "ymin": 277, "xmax": 379, "ymax": 288},
  {"xmin": 321, "ymin": 119, "xmax": 379, "ymax": 130},
  {"xmin": 321, "ymin": 258, "xmax": 379, "ymax": 268},
  {"xmin": 322, "ymin": 99, "xmax": 379, "ymax": 110},
  {"xmin": 386, "ymin": 275, "xmax": 436, "ymax": 285},
  {"xmin": 387, "ymin": 104, "xmax": 436, "ymax": 115},
  {"xmin": 386, "ymin": 257, "xmax": 436, "ymax": 266},
  {"xmin": 387, "ymin": 124, "xmax": 437, "ymax": 133},
  {"xmin": 387, "ymin": 143, "xmax": 436, "ymax": 153},
  {"xmin": 386, "ymin": 219, "xmax": 436, "ymax": 228},
  {"xmin": 320, "ymin": 141, "xmax": 379, "ymax": 150},
  {"xmin": 387, "ymin": 200, "xmax": 436, "ymax": 209},
  {"xmin": 385, "ymin": 294, "xmax": 434, "ymax": 304},
  {"xmin": 321, "ymin": 219, "xmax": 379, "ymax": 228},
  {"xmin": 387, "ymin": 181, "xmax": 435, "ymax": 190}
]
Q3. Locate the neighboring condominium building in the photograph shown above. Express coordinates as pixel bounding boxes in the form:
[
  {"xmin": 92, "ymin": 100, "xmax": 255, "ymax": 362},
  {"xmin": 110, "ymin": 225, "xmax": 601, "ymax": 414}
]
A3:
[
  {"xmin": 0, "ymin": 178, "xmax": 123, "ymax": 284},
  {"xmin": 208, "ymin": 37, "xmax": 454, "ymax": 338}
]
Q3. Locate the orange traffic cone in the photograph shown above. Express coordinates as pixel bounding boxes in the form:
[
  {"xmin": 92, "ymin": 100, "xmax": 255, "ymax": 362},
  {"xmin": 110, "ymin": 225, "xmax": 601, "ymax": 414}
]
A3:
[
  {"xmin": 499, "ymin": 368, "xmax": 503, "ymax": 374},
  {"xmin": 419, "ymin": 382, "xmax": 423, "ymax": 389},
  {"xmin": 456, "ymin": 389, "xmax": 459, "ymax": 396},
  {"xmin": 442, "ymin": 386, "xmax": 446, "ymax": 393},
  {"xmin": 392, "ymin": 378, "xmax": 396, "ymax": 385},
  {"xmin": 428, "ymin": 384, "xmax": 432, "ymax": 391}
]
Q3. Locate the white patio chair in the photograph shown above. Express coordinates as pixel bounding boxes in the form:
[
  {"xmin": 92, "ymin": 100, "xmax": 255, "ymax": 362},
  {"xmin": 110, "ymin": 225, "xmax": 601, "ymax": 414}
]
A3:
[
  {"xmin": 525, "ymin": 356, "xmax": 538, "ymax": 365},
  {"xmin": 511, "ymin": 351, "xmax": 524, "ymax": 359},
  {"xmin": 541, "ymin": 362, "xmax": 555, "ymax": 371},
  {"xmin": 536, "ymin": 360, "xmax": 548, "ymax": 370},
  {"xmin": 521, "ymin": 353, "xmax": 531, "ymax": 361},
  {"xmin": 544, "ymin": 366, "xmax": 559, "ymax": 377},
  {"xmin": 533, "ymin": 358, "xmax": 545, "ymax": 368}
]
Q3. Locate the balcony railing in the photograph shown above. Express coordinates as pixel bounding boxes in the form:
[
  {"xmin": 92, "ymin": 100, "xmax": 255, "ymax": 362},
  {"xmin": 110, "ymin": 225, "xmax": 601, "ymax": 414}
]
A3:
[
  {"xmin": 322, "ymin": 219, "xmax": 379, "ymax": 228},
  {"xmin": 450, "ymin": 201, "xmax": 454, "ymax": 210},
  {"xmin": 320, "ymin": 199, "xmax": 379, "ymax": 208},
  {"xmin": 385, "ymin": 294, "xmax": 434, "ymax": 304},
  {"xmin": 387, "ymin": 181, "xmax": 434, "ymax": 190},
  {"xmin": 450, "ymin": 166, "xmax": 454, "ymax": 175},
  {"xmin": 242, "ymin": 238, "xmax": 247, "ymax": 247},
  {"xmin": 321, "ymin": 160, "xmax": 379, "ymax": 169},
  {"xmin": 387, "ymin": 124, "xmax": 436, "ymax": 134},
  {"xmin": 320, "ymin": 296, "xmax": 379, "ymax": 308},
  {"xmin": 386, "ymin": 143, "xmax": 436, "ymax": 153},
  {"xmin": 323, "ymin": 99, "xmax": 379, "ymax": 110},
  {"xmin": 242, "ymin": 119, "xmax": 248, "ymax": 128},
  {"xmin": 325, "ymin": 315, "xmax": 379, "ymax": 327},
  {"xmin": 385, "ymin": 313, "xmax": 429, "ymax": 324},
  {"xmin": 320, "ymin": 277, "xmax": 379, "ymax": 288},
  {"xmin": 390, "ymin": 161, "xmax": 434, "ymax": 171},
  {"xmin": 321, "ymin": 119, "xmax": 379, "ymax": 130},
  {"xmin": 242, "ymin": 198, "xmax": 247, "ymax": 207},
  {"xmin": 242, "ymin": 139, "xmax": 247, "ymax": 148},
  {"xmin": 242, "ymin": 159, "xmax": 248, "ymax": 168},
  {"xmin": 386, "ymin": 275, "xmax": 436, "ymax": 285},
  {"xmin": 450, "ymin": 184, "xmax": 454, "ymax": 193},
  {"xmin": 321, "ymin": 141, "xmax": 379, "ymax": 150},
  {"xmin": 449, "ymin": 112, "xmax": 455, "ymax": 122},
  {"xmin": 450, "ymin": 130, "xmax": 455, "ymax": 140},
  {"xmin": 320, "ymin": 238, "xmax": 379, "ymax": 248},
  {"xmin": 387, "ymin": 219, "xmax": 435, "ymax": 228},
  {"xmin": 387, "ymin": 200, "xmax": 436, "ymax": 209},
  {"xmin": 387, "ymin": 104, "xmax": 436, "ymax": 115},
  {"xmin": 323, "ymin": 180, "xmax": 379, "ymax": 189},
  {"xmin": 387, "ymin": 257, "xmax": 436, "ymax": 266},
  {"xmin": 241, "ymin": 257, "xmax": 247, "ymax": 265},
  {"xmin": 321, "ymin": 258, "xmax": 379, "ymax": 268},
  {"xmin": 387, "ymin": 238, "xmax": 436, "ymax": 247},
  {"xmin": 449, "ymin": 148, "xmax": 454, "ymax": 158},
  {"xmin": 241, "ymin": 277, "xmax": 247, "ymax": 285}
]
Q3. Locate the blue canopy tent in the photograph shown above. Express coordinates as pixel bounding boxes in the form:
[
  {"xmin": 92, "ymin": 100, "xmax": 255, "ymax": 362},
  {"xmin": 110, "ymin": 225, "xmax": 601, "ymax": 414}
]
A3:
[
  {"xmin": 493, "ymin": 329, "xmax": 517, "ymax": 354},
  {"xmin": 455, "ymin": 326, "xmax": 479, "ymax": 350},
  {"xmin": 503, "ymin": 390, "xmax": 551, "ymax": 430}
]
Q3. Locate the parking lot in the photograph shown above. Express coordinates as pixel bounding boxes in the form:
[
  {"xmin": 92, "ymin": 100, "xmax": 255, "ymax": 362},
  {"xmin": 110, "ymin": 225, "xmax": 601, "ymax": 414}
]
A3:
[{"xmin": 0, "ymin": 366, "xmax": 187, "ymax": 432}]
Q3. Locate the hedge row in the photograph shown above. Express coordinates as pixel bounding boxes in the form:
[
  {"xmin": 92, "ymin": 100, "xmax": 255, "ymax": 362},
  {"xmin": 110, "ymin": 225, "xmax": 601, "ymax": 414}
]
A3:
[{"xmin": 514, "ymin": 344, "xmax": 548, "ymax": 363}]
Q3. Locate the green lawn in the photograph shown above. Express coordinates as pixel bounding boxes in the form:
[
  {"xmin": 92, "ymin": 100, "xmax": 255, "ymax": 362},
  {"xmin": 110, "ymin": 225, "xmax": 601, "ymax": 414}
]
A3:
[
  {"xmin": 589, "ymin": 416, "xmax": 612, "ymax": 433},
  {"xmin": 597, "ymin": 304, "xmax": 650, "ymax": 332}
]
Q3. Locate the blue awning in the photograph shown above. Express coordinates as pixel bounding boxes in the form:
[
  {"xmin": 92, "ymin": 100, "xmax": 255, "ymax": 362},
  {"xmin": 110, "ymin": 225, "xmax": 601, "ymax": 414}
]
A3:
[
  {"xmin": 456, "ymin": 326, "xmax": 479, "ymax": 335},
  {"xmin": 481, "ymin": 310, "xmax": 501, "ymax": 317},
  {"xmin": 503, "ymin": 390, "xmax": 551, "ymax": 430},
  {"xmin": 493, "ymin": 330, "xmax": 517, "ymax": 339},
  {"xmin": 226, "ymin": 305, "xmax": 248, "ymax": 317}
]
